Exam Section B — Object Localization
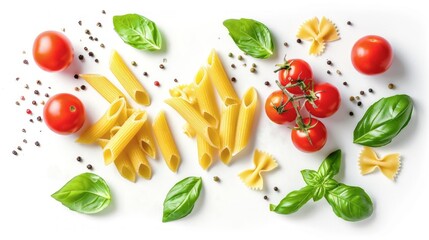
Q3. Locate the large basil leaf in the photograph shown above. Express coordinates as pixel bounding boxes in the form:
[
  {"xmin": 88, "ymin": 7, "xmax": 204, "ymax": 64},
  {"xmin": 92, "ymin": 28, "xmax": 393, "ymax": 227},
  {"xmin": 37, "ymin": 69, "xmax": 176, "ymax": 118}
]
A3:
[
  {"xmin": 162, "ymin": 176, "xmax": 202, "ymax": 222},
  {"xmin": 223, "ymin": 18, "xmax": 274, "ymax": 59},
  {"xmin": 301, "ymin": 169, "xmax": 320, "ymax": 186},
  {"xmin": 270, "ymin": 186, "xmax": 314, "ymax": 214},
  {"xmin": 353, "ymin": 94, "xmax": 413, "ymax": 147},
  {"xmin": 51, "ymin": 173, "xmax": 111, "ymax": 214},
  {"xmin": 325, "ymin": 184, "xmax": 373, "ymax": 222},
  {"xmin": 113, "ymin": 13, "xmax": 162, "ymax": 51},
  {"xmin": 317, "ymin": 149, "xmax": 341, "ymax": 179}
]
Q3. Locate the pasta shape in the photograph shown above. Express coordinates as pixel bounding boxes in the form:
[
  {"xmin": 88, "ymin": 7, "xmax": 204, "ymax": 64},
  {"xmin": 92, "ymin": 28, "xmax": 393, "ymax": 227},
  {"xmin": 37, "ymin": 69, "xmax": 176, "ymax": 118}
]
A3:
[
  {"xmin": 296, "ymin": 16, "xmax": 340, "ymax": 55},
  {"xmin": 127, "ymin": 139, "xmax": 152, "ymax": 180},
  {"xmin": 79, "ymin": 74, "xmax": 127, "ymax": 104},
  {"xmin": 197, "ymin": 135, "xmax": 215, "ymax": 170},
  {"xmin": 169, "ymin": 84, "xmax": 197, "ymax": 106},
  {"xmin": 194, "ymin": 67, "xmax": 220, "ymax": 128},
  {"xmin": 238, "ymin": 150, "xmax": 278, "ymax": 190},
  {"xmin": 219, "ymin": 103, "xmax": 240, "ymax": 164},
  {"xmin": 165, "ymin": 97, "xmax": 220, "ymax": 148},
  {"xmin": 233, "ymin": 87, "xmax": 258, "ymax": 156},
  {"xmin": 183, "ymin": 123, "xmax": 196, "ymax": 138},
  {"xmin": 359, "ymin": 147, "xmax": 401, "ymax": 180},
  {"xmin": 152, "ymin": 111, "xmax": 181, "ymax": 172},
  {"xmin": 135, "ymin": 117, "xmax": 157, "ymax": 159},
  {"xmin": 206, "ymin": 49, "xmax": 239, "ymax": 106},
  {"xmin": 110, "ymin": 50, "xmax": 151, "ymax": 106},
  {"xmin": 103, "ymin": 111, "xmax": 147, "ymax": 165},
  {"xmin": 76, "ymin": 98, "xmax": 126, "ymax": 144}
]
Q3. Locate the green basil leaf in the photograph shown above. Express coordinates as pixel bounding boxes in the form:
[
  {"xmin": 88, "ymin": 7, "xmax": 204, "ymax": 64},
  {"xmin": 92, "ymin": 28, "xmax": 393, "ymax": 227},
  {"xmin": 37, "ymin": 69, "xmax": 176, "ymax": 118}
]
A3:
[
  {"xmin": 162, "ymin": 176, "xmax": 202, "ymax": 222},
  {"xmin": 317, "ymin": 149, "xmax": 341, "ymax": 179},
  {"xmin": 325, "ymin": 184, "xmax": 373, "ymax": 222},
  {"xmin": 353, "ymin": 94, "xmax": 413, "ymax": 147},
  {"xmin": 113, "ymin": 13, "xmax": 162, "ymax": 51},
  {"xmin": 312, "ymin": 186, "xmax": 325, "ymax": 202},
  {"xmin": 270, "ymin": 186, "xmax": 314, "ymax": 214},
  {"xmin": 51, "ymin": 173, "xmax": 111, "ymax": 214},
  {"xmin": 323, "ymin": 179, "xmax": 339, "ymax": 192},
  {"xmin": 223, "ymin": 18, "xmax": 274, "ymax": 59},
  {"xmin": 301, "ymin": 169, "xmax": 321, "ymax": 186}
]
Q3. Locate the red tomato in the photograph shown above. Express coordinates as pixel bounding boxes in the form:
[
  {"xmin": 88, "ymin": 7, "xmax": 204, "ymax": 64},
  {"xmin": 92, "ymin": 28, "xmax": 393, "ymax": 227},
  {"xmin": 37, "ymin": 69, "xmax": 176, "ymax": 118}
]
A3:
[
  {"xmin": 265, "ymin": 90, "xmax": 297, "ymax": 124},
  {"xmin": 305, "ymin": 83, "xmax": 341, "ymax": 118},
  {"xmin": 351, "ymin": 35, "xmax": 393, "ymax": 75},
  {"xmin": 277, "ymin": 59, "xmax": 313, "ymax": 94},
  {"xmin": 33, "ymin": 31, "xmax": 74, "ymax": 72},
  {"xmin": 291, "ymin": 118, "xmax": 327, "ymax": 153},
  {"xmin": 43, "ymin": 93, "xmax": 85, "ymax": 135}
]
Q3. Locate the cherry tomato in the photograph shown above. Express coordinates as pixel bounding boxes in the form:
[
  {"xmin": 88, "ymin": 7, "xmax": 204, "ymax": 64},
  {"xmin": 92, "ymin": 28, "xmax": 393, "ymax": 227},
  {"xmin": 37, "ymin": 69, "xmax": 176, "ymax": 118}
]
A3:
[
  {"xmin": 305, "ymin": 83, "xmax": 341, "ymax": 118},
  {"xmin": 351, "ymin": 35, "xmax": 393, "ymax": 75},
  {"xmin": 291, "ymin": 118, "xmax": 327, "ymax": 153},
  {"xmin": 33, "ymin": 31, "xmax": 74, "ymax": 72},
  {"xmin": 277, "ymin": 59, "xmax": 313, "ymax": 94},
  {"xmin": 265, "ymin": 90, "xmax": 297, "ymax": 124},
  {"xmin": 43, "ymin": 93, "xmax": 85, "ymax": 135}
]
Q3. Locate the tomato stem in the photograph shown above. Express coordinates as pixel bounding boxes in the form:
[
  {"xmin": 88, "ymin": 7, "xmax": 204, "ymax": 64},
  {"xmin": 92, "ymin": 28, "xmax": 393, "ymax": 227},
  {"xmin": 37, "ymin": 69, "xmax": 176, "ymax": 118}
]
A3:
[{"xmin": 70, "ymin": 105, "xmax": 76, "ymax": 112}]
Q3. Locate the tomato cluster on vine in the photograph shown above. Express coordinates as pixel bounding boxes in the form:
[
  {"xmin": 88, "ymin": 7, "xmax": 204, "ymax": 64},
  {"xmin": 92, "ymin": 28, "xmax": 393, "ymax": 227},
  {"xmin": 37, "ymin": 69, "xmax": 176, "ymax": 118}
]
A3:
[{"xmin": 265, "ymin": 58, "xmax": 341, "ymax": 152}]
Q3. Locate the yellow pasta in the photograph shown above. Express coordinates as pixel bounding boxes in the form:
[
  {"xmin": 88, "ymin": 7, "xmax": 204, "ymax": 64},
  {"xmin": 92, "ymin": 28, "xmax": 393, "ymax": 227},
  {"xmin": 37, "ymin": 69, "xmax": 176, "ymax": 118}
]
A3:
[
  {"xmin": 135, "ymin": 117, "xmax": 157, "ymax": 159},
  {"xmin": 110, "ymin": 50, "xmax": 150, "ymax": 106},
  {"xmin": 197, "ymin": 135, "xmax": 215, "ymax": 170},
  {"xmin": 165, "ymin": 97, "xmax": 220, "ymax": 148},
  {"xmin": 127, "ymin": 139, "xmax": 152, "ymax": 180},
  {"xmin": 103, "ymin": 111, "xmax": 147, "ymax": 165},
  {"xmin": 359, "ymin": 147, "xmax": 401, "ymax": 180},
  {"xmin": 169, "ymin": 84, "xmax": 197, "ymax": 105},
  {"xmin": 79, "ymin": 74, "xmax": 127, "ymax": 104},
  {"xmin": 76, "ymin": 98, "xmax": 126, "ymax": 144},
  {"xmin": 238, "ymin": 150, "xmax": 278, "ymax": 190},
  {"xmin": 152, "ymin": 111, "xmax": 181, "ymax": 172},
  {"xmin": 206, "ymin": 49, "xmax": 239, "ymax": 106},
  {"xmin": 233, "ymin": 87, "xmax": 258, "ymax": 156},
  {"xmin": 114, "ymin": 153, "xmax": 137, "ymax": 182},
  {"xmin": 183, "ymin": 123, "xmax": 196, "ymax": 138},
  {"xmin": 219, "ymin": 103, "xmax": 240, "ymax": 164},
  {"xmin": 194, "ymin": 67, "xmax": 220, "ymax": 128}
]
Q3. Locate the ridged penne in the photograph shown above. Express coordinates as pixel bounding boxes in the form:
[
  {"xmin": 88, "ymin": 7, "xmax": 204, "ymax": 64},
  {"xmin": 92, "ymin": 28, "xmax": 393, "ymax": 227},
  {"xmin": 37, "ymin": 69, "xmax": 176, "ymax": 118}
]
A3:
[
  {"xmin": 197, "ymin": 135, "xmax": 215, "ymax": 170},
  {"xmin": 136, "ymin": 117, "xmax": 157, "ymax": 159},
  {"xmin": 114, "ymin": 153, "xmax": 137, "ymax": 182},
  {"xmin": 152, "ymin": 111, "xmax": 181, "ymax": 172},
  {"xmin": 183, "ymin": 123, "xmax": 196, "ymax": 138},
  {"xmin": 110, "ymin": 50, "xmax": 150, "ymax": 106},
  {"xmin": 206, "ymin": 49, "xmax": 239, "ymax": 106},
  {"xmin": 165, "ymin": 97, "xmax": 220, "ymax": 148},
  {"xmin": 219, "ymin": 103, "xmax": 240, "ymax": 164},
  {"xmin": 127, "ymin": 139, "xmax": 152, "ymax": 180},
  {"xmin": 194, "ymin": 67, "xmax": 220, "ymax": 128},
  {"xmin": 76, "ymin": 98, "xmax": 126, "ymax": 144},
  {"xmin": 103, "ymin": 111, "xmax": 147, "ymax": 165},
  {"xmin": 233, "ymin": 87, "xmax": 258, "ymax": 156},
  {"xmin": 79, "ymin": 74, "xmax": 127, "ymax": 104}
]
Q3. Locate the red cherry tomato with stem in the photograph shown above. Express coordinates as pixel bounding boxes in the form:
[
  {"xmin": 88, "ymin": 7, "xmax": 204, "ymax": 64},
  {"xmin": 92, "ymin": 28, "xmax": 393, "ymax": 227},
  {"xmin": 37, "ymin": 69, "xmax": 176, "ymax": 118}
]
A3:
[
  {"xmin": 351, "ymin": 35, "xmax": 393, "ymax": 75},
  {"xmin": 305, "ymin": 83, "xmax": 341, "ymax": 118},
  {"xmin": 33, "ymin": 31, "xmax": 74, "ymax": 72},
  {"xmin": 265, "ymin": 90, "xmax": 297, "ymax": 124},
  {"xmin": 276, "ymin": 59, "xmax": 313, "ymax": 94},
  {"xmin": 291, "ymin": 118, "xmax": 327, "ymax": 153}
]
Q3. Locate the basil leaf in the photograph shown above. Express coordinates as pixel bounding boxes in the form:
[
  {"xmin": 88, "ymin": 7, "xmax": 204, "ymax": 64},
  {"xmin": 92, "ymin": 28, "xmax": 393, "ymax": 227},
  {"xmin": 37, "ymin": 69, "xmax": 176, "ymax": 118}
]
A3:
[
  {"xmin": 323, "ymin": 179, "xmax": 339, "ymax": 192},
  {"xmin": 270, "ymin": 186, "xmax": 314, "ymax": 214},
  {"xmin": 162, "ymin": 176, "xmax": 202, "ymax": 222},
  {"xmin": 312, "ymin": 186, "xmax": 325, "ymax": 202},
  {"xmin": 353, "ymin": 94, "xmax": 413, "ymax": 147},
  {"xmin": 51, "ymin": 173, "xmax": 111, "ymax": 214},
  {"xmin": 301, "ymin": 169, "xmax": 321, "ymax": 186},
  {"xmin": 317, "ymin": 149, "xmax": 341, "ymax": 179},
  {"xmin": 223, "ymin": 18, "xmax": 274, "ymax": 59},
  {"xmin": 113, "ymin": 13, "xmax": 162, "ymax": 51},
  {"xmin": 325, "ymin": 184, "xmax": 373, "ymax": 222}
]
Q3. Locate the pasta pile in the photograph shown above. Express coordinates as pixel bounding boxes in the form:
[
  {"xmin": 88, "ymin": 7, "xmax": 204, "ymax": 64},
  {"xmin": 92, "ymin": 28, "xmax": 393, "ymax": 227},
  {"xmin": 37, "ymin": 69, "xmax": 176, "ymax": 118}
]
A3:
[{"xmin": 166, "ymin": 49, "xmax": 259, "ymax": 170}]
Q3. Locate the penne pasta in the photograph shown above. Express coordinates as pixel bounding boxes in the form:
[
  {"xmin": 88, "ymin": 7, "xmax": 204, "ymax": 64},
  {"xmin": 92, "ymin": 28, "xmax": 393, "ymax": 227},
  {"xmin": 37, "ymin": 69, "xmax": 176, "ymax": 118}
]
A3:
[
  {"xmin": 206, "ymin": 49, "xmax": 239, "ymax": 106},
  {"xmin": 194, "ymin": 67, "xmax": 220, "ymax": 128},
  {"xmin": 169, "ymin": 84, "xmax": 197, "ymax": 105},
  {"xmin": 103, "ymin": 111, "xmax": 147, "ymax": 165},
  {"xmin": 233, "ymin": 87, "xmax": 258, "ymax": 156},
  {"xmin": 110, "ymin": 50, "xmax": 150, "ymax": 106},
  {"xmin": 79, "ymin": 74, "xmax": 127, "ymax": 104},
  {"xmin": 165, "ymin": 97, "xmax": 220, "ymax": 148},
  {"xmin": 183, "ymin": 123, "xmax": 196, "ymax": 138},
  {"xmin": 197, "ymin": 135, "xmax": 215, "ymax": 170},
  {"xmin": 152, "ymin": 111, "xmax": 181, "ymax": 172},
  {"xmin": 219, "ymin": 103, "xmax": 240, "ymax": 164},
  {"xmin": 135, "ymin": 117, "xmax": 157, "ymax": 159},
  {"xmin": 114, "ymin": 153, "xmax": 137, "ymax": 182},
  {"xmin": 76, "ymin": 98, "xmax": 126, "ymax": 144},
  {"xmin": 127, "ymin": 139, "xmax": 152, "ymax": 180}
]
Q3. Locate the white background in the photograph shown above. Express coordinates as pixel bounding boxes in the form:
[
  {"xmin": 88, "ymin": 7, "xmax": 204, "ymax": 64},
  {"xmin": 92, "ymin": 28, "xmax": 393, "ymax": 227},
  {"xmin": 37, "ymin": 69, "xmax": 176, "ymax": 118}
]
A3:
[{"xmin": 1, "ymin": 0, "xmax": 428, "ymax": 239}]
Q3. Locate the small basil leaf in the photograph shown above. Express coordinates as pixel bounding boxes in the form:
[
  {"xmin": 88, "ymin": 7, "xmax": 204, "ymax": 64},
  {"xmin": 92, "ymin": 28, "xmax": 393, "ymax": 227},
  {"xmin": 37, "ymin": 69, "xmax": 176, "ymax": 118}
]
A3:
[
  {"xmin": 325, "ymin": 184, "xmax": 373, "ymax": 222},
  {"xmin": 162, "ymin": 176, "xmax": 202, "ymax": 222},
  {"xmin": 301, "ymin": 169, "xmax": 321, "ymax": 186},
  {"xmin": 317, "ymin": 149, "xmax": 341, "ymax": 179},
  {"xmin": 270, "ymin": 186, "xmax": 314, "ymax": 214},
  {"xmin": 323, "ymin": 179, "xmax": 339, "ymax": 192},
  {"xmin": 312, "ymin": 186, "xmax": 325, "ymax": 202},
  {"xmin": 353, "ymin": 94, "xmax": 413, "ymax": 147},
  {"xmin": 223, "ymin": 18, "xmax": 274, "ymax": 59},
  {"xmin": 51, "ymin": 173, "xmax": 111, "ymax": 214},
  {"xmin": 113, "ymin": 13, "xmax": 162, "ymax": 51}
]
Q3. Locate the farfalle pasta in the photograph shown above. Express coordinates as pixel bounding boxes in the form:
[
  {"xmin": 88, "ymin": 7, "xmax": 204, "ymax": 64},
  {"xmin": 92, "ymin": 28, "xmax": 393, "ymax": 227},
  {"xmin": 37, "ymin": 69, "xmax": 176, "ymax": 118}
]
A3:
[
  {"xmin": 359, "ymin": 147, "xmax": 401, "ymax": 180},
  {"xmin": 296, "ymin": 16, "xmax": 340, "ymax": 55},
  {"xmin": 239, "ymin": 150, "xmax": 278, "ymax": 190}
]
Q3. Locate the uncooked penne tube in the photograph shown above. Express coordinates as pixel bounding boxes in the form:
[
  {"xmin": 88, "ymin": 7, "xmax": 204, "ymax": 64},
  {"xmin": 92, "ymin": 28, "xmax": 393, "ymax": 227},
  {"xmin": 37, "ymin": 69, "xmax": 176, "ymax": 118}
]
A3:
[
  {"xmin": 194, "ymin": 67, "xmax": 220, "ymax": 128},
  {"xmin": 79, "ymin": 74, "xmax": 127, "ymax": 104},
  {"xmin": 219, "ymin": 103, "xmax": 240, "ymax": 164}
]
